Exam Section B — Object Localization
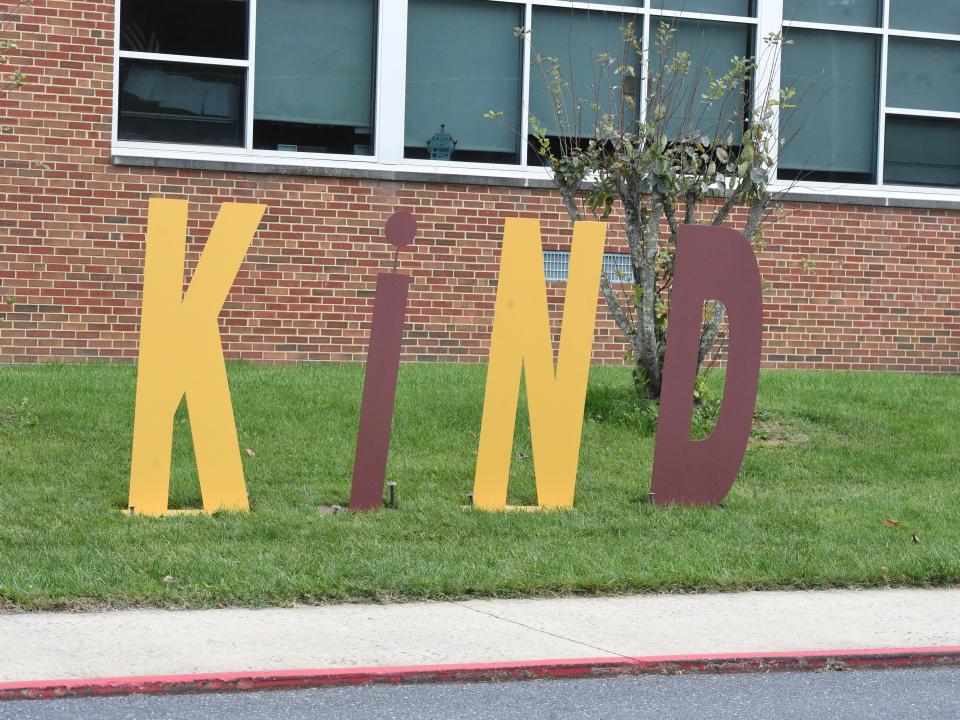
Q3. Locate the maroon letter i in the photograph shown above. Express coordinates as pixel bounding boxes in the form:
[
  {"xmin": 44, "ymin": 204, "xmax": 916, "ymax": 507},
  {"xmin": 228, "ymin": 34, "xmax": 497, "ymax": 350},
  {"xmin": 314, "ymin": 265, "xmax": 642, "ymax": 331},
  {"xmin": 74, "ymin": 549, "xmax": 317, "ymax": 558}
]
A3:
[{"xmin": 349, "ymin": 212, "xmax": 417, "ymax": 510}]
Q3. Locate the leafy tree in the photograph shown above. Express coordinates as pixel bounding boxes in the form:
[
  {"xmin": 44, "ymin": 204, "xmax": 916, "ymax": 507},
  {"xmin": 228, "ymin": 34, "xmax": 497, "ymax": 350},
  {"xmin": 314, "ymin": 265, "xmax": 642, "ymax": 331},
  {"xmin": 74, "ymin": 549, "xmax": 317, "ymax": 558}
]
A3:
[{"xmin": 528, "ymin": 20, "xmax": 795, "ymax": 399}]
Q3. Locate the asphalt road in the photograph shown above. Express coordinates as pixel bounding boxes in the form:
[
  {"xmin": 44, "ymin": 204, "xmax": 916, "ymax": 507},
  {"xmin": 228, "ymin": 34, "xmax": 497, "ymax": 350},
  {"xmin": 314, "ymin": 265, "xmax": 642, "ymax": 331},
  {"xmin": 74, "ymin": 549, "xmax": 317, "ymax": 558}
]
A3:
[{"xmin": 3, "ymin": 668, "xmax": 960, "ymax": 720}]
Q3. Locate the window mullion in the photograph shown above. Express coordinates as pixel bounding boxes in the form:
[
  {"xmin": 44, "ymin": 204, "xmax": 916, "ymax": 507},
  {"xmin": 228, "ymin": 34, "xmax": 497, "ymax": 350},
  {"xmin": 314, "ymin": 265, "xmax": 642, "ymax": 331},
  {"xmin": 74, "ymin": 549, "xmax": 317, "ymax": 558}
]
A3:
[
  {"xmin": 245, "ymin": 0, "xmax": 257, "ymax": 151},
  {"xmin": 887, "ymin": 28, "xmax": 960, "ymax": 43},
  {"xmin": 116, "ymin": 50, "xmax": 251, "ymax": 67},
  {"xmin": 112, "ymin": 0, "xmax": 121, "ymax": 146},
  {"xmin": 755, "ymin": 0, "xmax": 783, "ymax": 179},
  {"xmin": 639, "ymin": 8, "xmax": 650, "ymax": 126},
  {"xmin": 782, "ymin": 20, "xmax": 883, "ymax": 34},
  {"xmin": 520, "ymin": 3, "xmax": 532, "ymax": 166},
  {"xmin": 876, "ymin": 0, "xmax": 890, "ymax": 186},
  {"xmin": 376, "ymin": 0, "xmax": 408, "ymax": 165}
]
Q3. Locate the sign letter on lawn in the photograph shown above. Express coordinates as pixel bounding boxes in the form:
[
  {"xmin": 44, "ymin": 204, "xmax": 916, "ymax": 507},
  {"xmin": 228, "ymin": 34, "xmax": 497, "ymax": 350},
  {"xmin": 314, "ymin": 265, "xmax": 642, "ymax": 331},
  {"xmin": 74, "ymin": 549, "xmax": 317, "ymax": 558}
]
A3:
[
  {"xmin": 651, "ymin": 224, "xmax": 763, "ymax": 506},
  {"xmin": 126, "ymin": 204, "xmax": 761, "ymax": 516},
  {"xmin": 349, "ymin": 212, "xmax": 417, "ymax": 511},
  {"xmin": 128, "ymin": 199, "xmax": 265, "ymax": 516},
  {"xmin": 473, "ymin": 219, "xmax": 607, "ymax": 510}
]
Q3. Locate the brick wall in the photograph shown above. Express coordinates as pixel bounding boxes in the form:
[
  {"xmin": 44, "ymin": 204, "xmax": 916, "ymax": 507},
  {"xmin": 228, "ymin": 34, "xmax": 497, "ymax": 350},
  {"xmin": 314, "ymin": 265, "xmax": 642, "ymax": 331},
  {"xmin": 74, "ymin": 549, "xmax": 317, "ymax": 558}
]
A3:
[{"xmin": 2, "ymin": 1, "xmax": 959, "ymax": 371}]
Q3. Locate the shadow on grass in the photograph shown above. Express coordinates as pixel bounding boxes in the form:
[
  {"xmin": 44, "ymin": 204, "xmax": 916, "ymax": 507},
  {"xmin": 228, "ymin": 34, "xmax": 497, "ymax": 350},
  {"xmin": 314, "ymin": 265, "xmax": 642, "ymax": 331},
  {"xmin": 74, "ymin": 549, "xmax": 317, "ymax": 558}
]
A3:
[{"xmin": 583, "ymin": 382, "xmax": 727, "ymax": 440}]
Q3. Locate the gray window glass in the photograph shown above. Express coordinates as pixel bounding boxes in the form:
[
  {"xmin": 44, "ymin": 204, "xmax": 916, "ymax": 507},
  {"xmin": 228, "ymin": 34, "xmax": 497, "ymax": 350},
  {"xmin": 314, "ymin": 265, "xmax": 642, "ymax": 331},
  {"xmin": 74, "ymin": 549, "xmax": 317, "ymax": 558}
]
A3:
[
  {"xmin": 890, "ymin": 0, "xmax": 960, "ymax": 35},
  {"xmin": 649, "ymin": 19, "xmax": 752, "ymax": 143},
  {"xmin": 884, "ymin": 117, "xmax": 960, "ymax": 188},
  {"xmin": 528, "ymin": 8, "xmax": 642, "ymax": 140},
  {"xmin": 650, "ymin": 0, "xmax": 752, "ymax": 16},
  {"xmin": 886, "ymin": 38, "xmax": 960, "ymax": 114},
  {"xmin": 405, "ymin": 0, "xmax": 524, "ymax": 164},
  {"xmin": 778, "ymin": 29, "xmax": 879, "ymax": 182},
  {"xmin": 782, "ymin": 0, "xmax": 880, "ymax": 27},
  {"xmin": 117, "ymin": 59, "xmax": 245, "ymax": 146},
  {"xmin": 253, "ymin": 0, "xmax": 376, "ymax": 155}
]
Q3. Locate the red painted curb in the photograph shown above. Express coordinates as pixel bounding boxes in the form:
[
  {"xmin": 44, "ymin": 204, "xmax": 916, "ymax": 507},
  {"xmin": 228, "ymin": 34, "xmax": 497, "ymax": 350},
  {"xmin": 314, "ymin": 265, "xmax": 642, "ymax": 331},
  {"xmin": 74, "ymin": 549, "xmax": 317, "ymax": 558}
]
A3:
[{"xmin": 2, "ymin": 647, "xmax": 960, "ymax": 701}]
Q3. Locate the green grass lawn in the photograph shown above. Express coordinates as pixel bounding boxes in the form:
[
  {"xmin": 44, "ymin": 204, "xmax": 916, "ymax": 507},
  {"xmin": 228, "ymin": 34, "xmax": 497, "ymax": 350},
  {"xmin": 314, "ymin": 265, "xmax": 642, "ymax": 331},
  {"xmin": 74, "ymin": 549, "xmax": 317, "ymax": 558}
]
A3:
[{"xmin": 0, "ymin": 362, "xmax": 958, "ymax": 610}]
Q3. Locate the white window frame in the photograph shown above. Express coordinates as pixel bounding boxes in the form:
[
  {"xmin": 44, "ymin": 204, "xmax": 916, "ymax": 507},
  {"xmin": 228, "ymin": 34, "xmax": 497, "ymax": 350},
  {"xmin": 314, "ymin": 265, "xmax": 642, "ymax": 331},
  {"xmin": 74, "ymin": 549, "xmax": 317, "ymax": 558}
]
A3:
[
  {"xmin": 111, "ymin": 0, "xmax": 960, "ymax": 204},
  {"xmin": 775, "ymin": 1, "xmax": 960, "ymax": 203}
]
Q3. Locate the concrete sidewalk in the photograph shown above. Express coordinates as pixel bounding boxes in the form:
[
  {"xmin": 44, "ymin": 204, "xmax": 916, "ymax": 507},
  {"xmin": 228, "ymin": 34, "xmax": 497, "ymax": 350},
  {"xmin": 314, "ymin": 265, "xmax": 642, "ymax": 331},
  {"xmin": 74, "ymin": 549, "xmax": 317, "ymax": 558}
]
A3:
[{"xmin": 1, "ymin": 588, "xmax": 959, "ymax": 690}]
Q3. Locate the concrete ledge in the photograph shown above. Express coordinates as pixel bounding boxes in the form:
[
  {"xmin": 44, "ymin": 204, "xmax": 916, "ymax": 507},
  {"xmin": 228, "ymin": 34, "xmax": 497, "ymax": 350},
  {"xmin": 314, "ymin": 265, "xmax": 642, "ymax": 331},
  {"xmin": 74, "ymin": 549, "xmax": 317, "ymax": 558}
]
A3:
[
  {"xmin": 112, "ymin": 155, "xmax": 960, "ymax": 210},
  {"xmin": 779, "ymin": 191, "xmax": 960, "ymax": 211},
  {"xmin": 4, "ymin": 647, "xmax": 960, "ymax": 702},
  {"xmin": 111, "ymin": 155, "xmax": 558, "ymax": 190}
]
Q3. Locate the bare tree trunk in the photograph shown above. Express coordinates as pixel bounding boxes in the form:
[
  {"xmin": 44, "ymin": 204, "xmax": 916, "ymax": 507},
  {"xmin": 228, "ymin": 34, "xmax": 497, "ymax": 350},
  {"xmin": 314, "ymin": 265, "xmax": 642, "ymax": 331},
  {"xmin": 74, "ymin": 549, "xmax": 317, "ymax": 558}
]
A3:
[
  {"xmin": 743, "ymin": 193, "xmax": 769, "ymax": 243},
  {"xmin": 599, "ymin": 272, "xmax": 639, "ymax": 355},
  {"xmin": 558, "ymin": 180, "xmax": 639, "ymax": 353},
  {"xmin": 556, "ymin": 181, "xmax": 768, "ymax": 400},
  {"xmin": 684, "ymin": 191, "xmax": 697, "ymax": 224},
  {"xmin": 697, "ymin": 301, "xmax": 726, "ymax": 366},
  {"xmin": 558, "ymin": 184, "xmax": 582, "ymax": 224},
  {"xmin": 623, "ymin": 187, "xmax": 664, "ymax": 399}
]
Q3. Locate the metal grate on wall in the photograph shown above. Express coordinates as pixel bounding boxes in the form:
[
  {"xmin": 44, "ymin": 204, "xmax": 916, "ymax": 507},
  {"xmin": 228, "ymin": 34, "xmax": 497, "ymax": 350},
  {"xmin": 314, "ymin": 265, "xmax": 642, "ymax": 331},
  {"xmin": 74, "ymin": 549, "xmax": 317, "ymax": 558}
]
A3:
[{"xmin": 543, "ymin": 251, "xmax": 634, "ymax": 283}]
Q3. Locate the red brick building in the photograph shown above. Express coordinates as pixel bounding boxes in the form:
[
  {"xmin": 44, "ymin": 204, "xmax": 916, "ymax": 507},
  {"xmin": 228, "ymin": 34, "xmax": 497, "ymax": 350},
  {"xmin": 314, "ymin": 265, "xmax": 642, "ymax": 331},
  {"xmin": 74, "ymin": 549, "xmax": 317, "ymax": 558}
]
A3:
[{"xmin": 2, "ymin": 0, "xmax": 958, "ymax": 371}]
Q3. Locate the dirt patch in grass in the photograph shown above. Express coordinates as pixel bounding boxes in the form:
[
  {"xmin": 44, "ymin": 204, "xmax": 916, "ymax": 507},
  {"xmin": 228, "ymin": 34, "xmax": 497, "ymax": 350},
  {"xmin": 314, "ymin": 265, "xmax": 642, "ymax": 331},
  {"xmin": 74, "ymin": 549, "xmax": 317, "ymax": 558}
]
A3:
[
  {"xmin": 0, "ymin": 399, "xmax": 37, "ymax": 431},
  {"xmin": 750, "ymin": 417, "xmax": 810, "ymax": 447}
]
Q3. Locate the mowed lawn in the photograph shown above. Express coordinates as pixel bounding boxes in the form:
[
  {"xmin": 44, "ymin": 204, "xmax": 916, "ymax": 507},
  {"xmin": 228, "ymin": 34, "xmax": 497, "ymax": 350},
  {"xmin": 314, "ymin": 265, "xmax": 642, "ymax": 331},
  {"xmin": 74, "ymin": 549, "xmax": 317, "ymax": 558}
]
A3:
[{"xmin": 0, "ymin": 362, "xmax": 958, "ymax": 610}]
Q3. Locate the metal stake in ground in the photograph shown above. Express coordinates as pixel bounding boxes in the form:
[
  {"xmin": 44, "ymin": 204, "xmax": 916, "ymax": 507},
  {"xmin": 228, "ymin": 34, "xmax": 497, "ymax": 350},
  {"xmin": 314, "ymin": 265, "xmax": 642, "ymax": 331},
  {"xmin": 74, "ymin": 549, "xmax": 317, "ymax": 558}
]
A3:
[{"xmin": 349, "ymin": 211, "xmax": 417, "ymax": 511}]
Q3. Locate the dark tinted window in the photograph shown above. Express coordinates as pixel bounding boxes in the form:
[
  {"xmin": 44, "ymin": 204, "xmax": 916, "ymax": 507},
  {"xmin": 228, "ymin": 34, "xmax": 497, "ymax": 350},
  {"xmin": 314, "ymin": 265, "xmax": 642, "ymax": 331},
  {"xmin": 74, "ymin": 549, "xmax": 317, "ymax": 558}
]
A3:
[
  {"xmin": 884, "ymin": 116, "xmax": 960, "ymax": 188},
  {"xmin": 120, "ymin": 0, "xmax": 248, "ymax": 60},
  {"xmin": 118, "ymin": 59, "xmax": 245, "ymax": 146}
]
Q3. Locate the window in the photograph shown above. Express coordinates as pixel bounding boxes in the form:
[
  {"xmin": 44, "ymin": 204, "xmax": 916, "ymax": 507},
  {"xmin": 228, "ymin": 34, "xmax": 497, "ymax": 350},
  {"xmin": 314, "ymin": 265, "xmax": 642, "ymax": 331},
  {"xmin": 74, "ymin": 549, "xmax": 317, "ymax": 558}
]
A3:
[
  {"xmin": 649, "ymin": 18, "xmax": 752, "ymax": 144},
  {"xmin": 404, "ymin": 0, "xmax": 523, "ymax": 164},
  {"xmin": 253, "ymin": 0, "xmax": 377, "ymax": 155},
  {"xmin": 120, "ymin": 0, "xmax": 248, "ymax": 59},
  {"xmin": 118, "ymin": 60, "xmax": 246, "ymax": 146},
  {"xmin": 781, "ymin": 0, "xmax": 960, "ymax": 190},
  {"xmin": 778, "ymin": 29, "xmax": 879, "ymax": 183},
  {"xmin": 889, "ymin": 0, "xmax": 960, "ymax": 35},
  {"xmin": 884, "ymin": 117, "xmax": 960, "ymax": 188},
  {"xmin": 116, "ymin": 0, "xmax": 377, "ymax": 154},
  {"xmin": 782, "ymin": 0, "xmax": 879, "ymax": 27},
  {"xmin": 111, "ymin": 1, "xmax": 960, "ymax": 197},
  {"xmin": 649, "ymin": 0, "xmax": 753, "ymax": 17},
  {"xmin": 886, "ymin": 38, "xmax": 960, "ymax": 114},
  {"xmin": 527, "ymin": 6, "xmax": 642, "ymax": 165},
  {"xmin": 117, "ymin": 0, "xmax": 249, "ymax": 148}
]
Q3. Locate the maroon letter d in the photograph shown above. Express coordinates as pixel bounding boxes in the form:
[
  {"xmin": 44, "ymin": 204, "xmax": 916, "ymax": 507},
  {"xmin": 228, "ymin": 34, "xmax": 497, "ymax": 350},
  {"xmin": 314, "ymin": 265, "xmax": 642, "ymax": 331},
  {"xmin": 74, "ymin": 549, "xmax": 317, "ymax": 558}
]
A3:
[{"xmin": 651, "ymin": 224, "xmax": 762, "ymax": 507}]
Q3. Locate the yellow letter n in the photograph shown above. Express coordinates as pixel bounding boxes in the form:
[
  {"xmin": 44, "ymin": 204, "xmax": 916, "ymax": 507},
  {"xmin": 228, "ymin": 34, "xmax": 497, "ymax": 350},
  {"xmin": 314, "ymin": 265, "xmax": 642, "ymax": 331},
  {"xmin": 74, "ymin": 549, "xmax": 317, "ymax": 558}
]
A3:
[
  {"xmin": 128, "ymin": 199, "xmax": 265, "ymax": 516},
  {"xmin": 473, "ymin": 218, "xmax": 607, "ymax": 511}
]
